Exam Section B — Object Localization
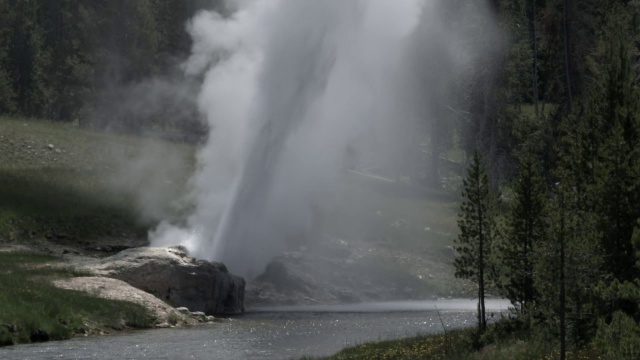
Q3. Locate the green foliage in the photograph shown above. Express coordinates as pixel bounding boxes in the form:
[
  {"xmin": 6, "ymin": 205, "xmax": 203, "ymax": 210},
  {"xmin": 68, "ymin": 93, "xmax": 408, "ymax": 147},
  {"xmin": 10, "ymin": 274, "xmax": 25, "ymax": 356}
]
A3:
[
  {"xmin": 0, "ymin": 0, "xmax": 222, "ymax": 122},
  {"xmin": 319, "ymin": 328, "xmax": 476, "ymax": 360},
  {"xmin": 497, "ymin": 151, "xmax": 546, "ymax": 317},
  {"xmin": 318, "ymin": 319, "xmax": 600, "ymax": 360},
  {"xmin": 455, "ymin": 151, "xmax": 500, "ymax": 332},
  {"xmin": 587, "ymin": 24, "xmax": 640, "ymax": 281},
  {"xmin": 534, "ymin": 163, "xmax": 602, "ymax": 346},
  {"xmin": 594, "ymin": 311, "xmax": 640, "ymax": 359},
  {"xmin": 0, "ymin": 252, "xmax": 154, "ymax": 346}
]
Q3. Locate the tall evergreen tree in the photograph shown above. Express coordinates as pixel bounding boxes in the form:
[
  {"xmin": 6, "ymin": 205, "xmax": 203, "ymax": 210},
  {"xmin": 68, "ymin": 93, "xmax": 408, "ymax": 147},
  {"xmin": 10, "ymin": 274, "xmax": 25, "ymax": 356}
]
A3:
[
  {"xmin": 455, "ymin": 151, "xmax": 499, "ymax": 333},
  {"xmin": 498, "ymin": 150, "xmax": 546, "ymax": 317},
  {"xmin": 589, "ymin": 20, "xmax": 640, "ymax": 283}
]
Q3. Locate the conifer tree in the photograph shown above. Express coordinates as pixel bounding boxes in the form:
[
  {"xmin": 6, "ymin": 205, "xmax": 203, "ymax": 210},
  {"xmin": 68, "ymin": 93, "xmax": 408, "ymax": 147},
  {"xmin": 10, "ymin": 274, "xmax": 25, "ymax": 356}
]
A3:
[
  {"xmin": 536, "ymin": 123, "xmax": 603, "ymax": 356},
  {"xmin": 499, "ymin": 150, "xmax": 546, "ymax": 317},
  {"xmin": 589, "ymin": 25, "xmax": 640, "ymax": 283},
  {"xmin": 455, "ymin": 151, "xmax": 499, "ymax": 333}
]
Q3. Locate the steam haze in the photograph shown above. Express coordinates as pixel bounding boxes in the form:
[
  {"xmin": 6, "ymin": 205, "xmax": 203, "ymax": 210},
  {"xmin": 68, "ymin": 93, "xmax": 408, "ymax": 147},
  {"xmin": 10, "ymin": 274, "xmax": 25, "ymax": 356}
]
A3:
[{"xmin": 150, "ymin": 0, "xmax": 498, "ymax": 278}]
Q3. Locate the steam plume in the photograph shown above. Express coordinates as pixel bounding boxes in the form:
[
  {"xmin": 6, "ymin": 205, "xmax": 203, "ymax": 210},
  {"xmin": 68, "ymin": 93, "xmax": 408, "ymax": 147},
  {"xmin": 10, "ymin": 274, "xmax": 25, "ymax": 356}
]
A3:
[{"xmin": 150, "ymin": 0, "xmax": 497, "ymax": 278}]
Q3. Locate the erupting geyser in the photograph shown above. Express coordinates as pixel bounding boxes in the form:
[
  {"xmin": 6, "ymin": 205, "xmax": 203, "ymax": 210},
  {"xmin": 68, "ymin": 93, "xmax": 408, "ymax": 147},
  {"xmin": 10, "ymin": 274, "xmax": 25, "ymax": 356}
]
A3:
[{"xmin": 150, "ymin": 0, "xmax": 496, "ymax": 278}]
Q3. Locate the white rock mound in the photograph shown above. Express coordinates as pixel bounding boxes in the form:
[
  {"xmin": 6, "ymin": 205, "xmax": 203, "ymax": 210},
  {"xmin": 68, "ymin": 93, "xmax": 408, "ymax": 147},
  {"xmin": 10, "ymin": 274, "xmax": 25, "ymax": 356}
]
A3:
[{"xmin": 77, "ymin": 246, "xmax": 245, "ymax": 315}]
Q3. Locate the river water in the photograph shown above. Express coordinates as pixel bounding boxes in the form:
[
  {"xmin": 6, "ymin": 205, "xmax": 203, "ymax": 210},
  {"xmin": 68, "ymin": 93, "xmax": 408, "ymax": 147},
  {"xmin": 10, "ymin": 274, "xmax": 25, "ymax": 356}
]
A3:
[{"xmin": 0, "ymin": 300, "xmax": 510, "ymax": 360}]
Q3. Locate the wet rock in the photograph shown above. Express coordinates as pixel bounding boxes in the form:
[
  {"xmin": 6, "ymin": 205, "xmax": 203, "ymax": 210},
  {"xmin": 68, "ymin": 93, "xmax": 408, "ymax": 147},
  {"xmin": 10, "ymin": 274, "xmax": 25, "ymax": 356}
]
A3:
[
  {"xmin": 190, "ymin": 311, "xmax": 207, "ymax": 322},
  {"xmin": 78, "ymin": 247, "xmax": 245, "ymax": 315},
  {"xmin": 30, "ymin": 329, "xmax": 49, "ymax": 342}
]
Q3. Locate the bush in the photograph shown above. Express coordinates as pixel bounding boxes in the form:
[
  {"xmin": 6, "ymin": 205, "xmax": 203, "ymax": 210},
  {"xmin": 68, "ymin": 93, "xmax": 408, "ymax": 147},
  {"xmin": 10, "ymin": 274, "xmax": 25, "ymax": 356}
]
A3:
[{"xmin": 594, "ymin": 311, "xmax": 640, "ymax": 359}]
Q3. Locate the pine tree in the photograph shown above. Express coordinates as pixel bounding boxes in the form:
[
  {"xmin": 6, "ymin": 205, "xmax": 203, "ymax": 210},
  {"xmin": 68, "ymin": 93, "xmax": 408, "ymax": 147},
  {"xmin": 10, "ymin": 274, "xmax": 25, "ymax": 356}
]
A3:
[
  {"xmin": 499, "ymin": 150, "xmax": 546, "ymax": 317},
  {"xmin": 535, "ymin": 117, "xmax": 603, "ymax": 356},
  {"xmin": 455, "ymin": 151, "xmax": 499, "ymax": 333},
  {"xmin": 589, "ymin": 22, "xmax": 640, "ymax": 283}
]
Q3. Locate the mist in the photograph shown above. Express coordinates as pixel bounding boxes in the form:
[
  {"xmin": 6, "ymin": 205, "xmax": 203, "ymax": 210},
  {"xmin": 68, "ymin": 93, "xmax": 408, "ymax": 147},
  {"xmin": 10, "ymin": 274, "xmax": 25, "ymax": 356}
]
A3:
[{"xmin": 149, "ymin": 0, "xmax": 498, "ymax": 278}]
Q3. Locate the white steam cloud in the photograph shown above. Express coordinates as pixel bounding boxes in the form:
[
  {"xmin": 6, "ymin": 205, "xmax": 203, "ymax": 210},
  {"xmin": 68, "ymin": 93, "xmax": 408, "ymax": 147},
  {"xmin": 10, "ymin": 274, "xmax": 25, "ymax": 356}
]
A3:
[{"xmin": 150, "ymin": 0, "xmax": 497, "ymax": 278}]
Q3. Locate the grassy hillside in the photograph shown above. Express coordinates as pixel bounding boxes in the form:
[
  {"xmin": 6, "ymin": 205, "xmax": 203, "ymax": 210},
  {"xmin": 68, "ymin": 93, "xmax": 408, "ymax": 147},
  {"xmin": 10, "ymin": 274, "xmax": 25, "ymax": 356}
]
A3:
[{"xmin": 0, "ymin": 117, "xmax": 195, "ymax": 248}]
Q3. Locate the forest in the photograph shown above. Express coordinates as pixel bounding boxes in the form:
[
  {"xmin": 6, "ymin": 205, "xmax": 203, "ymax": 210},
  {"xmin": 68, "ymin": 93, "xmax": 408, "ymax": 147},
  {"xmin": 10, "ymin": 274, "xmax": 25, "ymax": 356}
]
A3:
[
  {"xmin": 452, "ymin": 0, "xmax": 640, "ymax": 359},
  {"xmin": 1, "ymin": 0, "xmax": 640, "ymax": 358},
  {"xmin": 0, "ymin": 0, "xmax": 221, "ymax": 134}
]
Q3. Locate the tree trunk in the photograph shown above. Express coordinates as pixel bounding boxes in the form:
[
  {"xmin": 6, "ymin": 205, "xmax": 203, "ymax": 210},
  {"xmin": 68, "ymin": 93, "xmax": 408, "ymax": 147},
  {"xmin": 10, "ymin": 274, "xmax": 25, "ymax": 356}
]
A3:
[
  {"xmin": 562, "ymin": 0, "xmax": 573, "ymax": 112},
  {"xmin": 559, "ymin": 193, "xmax": 566, "ymax": 360},
  {"xmin": 531, "ymin": 0, "xmax": 539, "ymax": 119},
  {"xmin": 477, "ymin": 176, "xmax": 486, "ymax": 333}
]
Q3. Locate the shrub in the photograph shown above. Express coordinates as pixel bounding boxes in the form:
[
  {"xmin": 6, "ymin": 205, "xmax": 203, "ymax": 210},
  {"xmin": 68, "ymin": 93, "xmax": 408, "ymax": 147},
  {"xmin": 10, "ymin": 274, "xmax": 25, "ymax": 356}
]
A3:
[{"xmin": 594, "ymin": 311, "xmax": 640, "ymax": 359}]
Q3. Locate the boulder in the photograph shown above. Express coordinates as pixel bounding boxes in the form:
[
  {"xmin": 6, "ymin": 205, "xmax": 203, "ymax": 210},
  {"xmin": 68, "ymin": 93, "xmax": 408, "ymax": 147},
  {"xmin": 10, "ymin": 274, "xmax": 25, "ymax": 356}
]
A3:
[{"xmin": 79, "ymin": 246, "xmax": 245, "ymax": 315}]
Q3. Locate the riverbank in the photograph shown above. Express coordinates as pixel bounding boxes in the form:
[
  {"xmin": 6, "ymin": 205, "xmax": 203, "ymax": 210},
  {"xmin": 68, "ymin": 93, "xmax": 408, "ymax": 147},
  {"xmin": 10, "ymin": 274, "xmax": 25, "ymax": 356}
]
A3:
[
  {"xmin": 320, "ymin": 319, "xmax": 601, "ymax": 360},
  {"xmin": 0, "ymin": 244, "xmax": 243, "ymax": 347},
  {"xmin": 0, "ymin": 306, "xmax": 498, "ymax": 359}
]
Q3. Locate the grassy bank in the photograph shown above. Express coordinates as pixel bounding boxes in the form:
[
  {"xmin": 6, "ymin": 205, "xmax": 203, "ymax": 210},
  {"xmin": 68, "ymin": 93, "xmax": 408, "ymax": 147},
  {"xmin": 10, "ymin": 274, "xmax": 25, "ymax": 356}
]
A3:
[
  {"xmin": 0, "ymin": 251, "xmax": 154, "ymax": 346},
  {"xmin": 318, "ymin": 320, "xmax": 600, "ymax": 360}
]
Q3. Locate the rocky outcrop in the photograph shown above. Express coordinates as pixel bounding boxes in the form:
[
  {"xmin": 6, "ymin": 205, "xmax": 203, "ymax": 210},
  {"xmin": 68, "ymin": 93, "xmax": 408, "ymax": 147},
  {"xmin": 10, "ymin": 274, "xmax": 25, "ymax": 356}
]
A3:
[
  {"xmin": 245, "ymin": 237, "xmax": 460, "ymax": 307},
  {"xmin": 76, "ymin": 247, "xmax": 245, "ymax": 315}
]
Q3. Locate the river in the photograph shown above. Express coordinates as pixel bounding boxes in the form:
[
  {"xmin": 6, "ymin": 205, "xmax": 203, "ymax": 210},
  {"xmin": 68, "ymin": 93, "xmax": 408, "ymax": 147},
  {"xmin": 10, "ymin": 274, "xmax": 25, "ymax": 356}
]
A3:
[{"xmin": 0, "ymin": 300, "xmax": 510, "ymax": 360}]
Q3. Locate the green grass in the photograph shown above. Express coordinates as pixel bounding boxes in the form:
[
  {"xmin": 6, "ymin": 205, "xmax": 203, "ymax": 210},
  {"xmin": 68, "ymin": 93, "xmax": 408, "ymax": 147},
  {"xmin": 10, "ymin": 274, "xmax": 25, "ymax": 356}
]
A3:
[
  {"xmin": 0, "ymin": 118, "xmax": 192, "ymax": 346},
  {"xmin": 0, "ymin": 251, "xmax": 155, "ymax": 346},
  {"xmin": 318, "ymin": 329, "xmax": 475, "ymax": 360},
  {"xmin": 316, "ymin": 320, "xmax": 601, "ymax": 360},
  {"xmin": 0, "ymin": 116, "xmax": 195, "ymax": 245}
]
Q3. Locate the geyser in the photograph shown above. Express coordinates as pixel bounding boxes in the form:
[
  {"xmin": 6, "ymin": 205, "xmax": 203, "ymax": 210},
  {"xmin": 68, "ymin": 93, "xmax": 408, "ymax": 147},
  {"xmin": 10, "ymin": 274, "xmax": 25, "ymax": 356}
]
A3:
[{"xmin": 151, "ymin": 0, "xmax": 496, "ymax": 278}]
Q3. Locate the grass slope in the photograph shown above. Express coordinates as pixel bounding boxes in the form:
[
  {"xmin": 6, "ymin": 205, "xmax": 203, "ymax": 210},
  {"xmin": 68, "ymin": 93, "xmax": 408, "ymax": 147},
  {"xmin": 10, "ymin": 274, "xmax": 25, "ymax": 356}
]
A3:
[
  {"xmin": 0, "ymin": 116, "xmax": 194, "ymax": 246},
  {"xmin": 318, "ymin": 322, "xmax": 600, "ymax": 360},
  {"xmin": 0, "ymin": 251, "xmax": 155, "ymax": 346}
]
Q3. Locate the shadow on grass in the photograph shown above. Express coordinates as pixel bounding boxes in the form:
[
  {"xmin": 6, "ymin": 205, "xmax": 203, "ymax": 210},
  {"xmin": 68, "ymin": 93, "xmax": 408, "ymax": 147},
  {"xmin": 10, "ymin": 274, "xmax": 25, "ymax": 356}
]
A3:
[{"xmin": 0, "ymin": 168, "xmax": 147, "ymax": 243}]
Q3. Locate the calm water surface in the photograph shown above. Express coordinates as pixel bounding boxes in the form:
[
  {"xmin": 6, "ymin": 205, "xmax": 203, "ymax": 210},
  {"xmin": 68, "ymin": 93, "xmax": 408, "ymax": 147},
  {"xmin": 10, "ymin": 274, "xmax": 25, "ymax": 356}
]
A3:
[{"xmin": 0, "ymin": 300, "xmax": 509, "ymax": 360}]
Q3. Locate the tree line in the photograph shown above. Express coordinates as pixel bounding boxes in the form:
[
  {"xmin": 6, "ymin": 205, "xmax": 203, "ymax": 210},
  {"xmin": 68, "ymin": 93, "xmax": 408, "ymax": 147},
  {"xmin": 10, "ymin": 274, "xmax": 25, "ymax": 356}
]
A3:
[
  {"xmin": 0, "ymin": 0, "xmax": 220, "ymax": 131},
  {"xmin": 455, "ymin": 1, "xmax": 640, "ymax": 358}
]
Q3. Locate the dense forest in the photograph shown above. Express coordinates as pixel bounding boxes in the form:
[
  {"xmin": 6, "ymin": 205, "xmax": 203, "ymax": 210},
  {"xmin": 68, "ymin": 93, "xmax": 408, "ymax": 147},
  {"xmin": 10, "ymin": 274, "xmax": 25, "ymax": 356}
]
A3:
[
  {"xmin": 0, "ymin": 0, "xmax": 222, "ymax": 134},
  {"xmin": 453, "ymin": 0, "xmax": 640, "ymax": 358},
  {"xmin": 1, "ymin": 0, "xmax": 640, "ymax": 358}
]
